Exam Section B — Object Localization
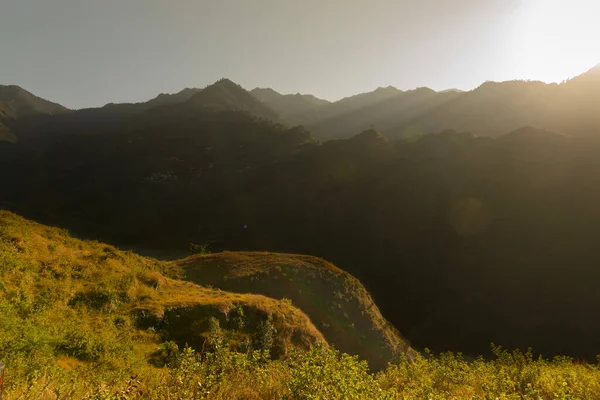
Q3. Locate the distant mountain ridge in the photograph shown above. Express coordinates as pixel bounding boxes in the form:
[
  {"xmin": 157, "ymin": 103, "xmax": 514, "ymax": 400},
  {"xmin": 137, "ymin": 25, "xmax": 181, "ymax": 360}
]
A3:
[
  {"xmin": 251, "ymin": 88, "xmax": 330, "ymax": 122},
  {"xmin": 2, "ymin": 79, "xmax": 279, "ymax": 141},
  {"xmin": 385, "ymin": 71, "xmax": 600, "ymax": 139},
  {"xmin": 249, "ymin": 65, "xmax": 600, "ymax": 140},
  {"xmin": 3, "ymin": 62, "xmax": 600, "ymax": 144}
]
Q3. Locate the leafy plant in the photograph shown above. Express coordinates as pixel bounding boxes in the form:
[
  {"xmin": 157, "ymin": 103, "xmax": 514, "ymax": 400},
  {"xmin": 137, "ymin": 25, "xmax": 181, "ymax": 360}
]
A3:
[{"xmin": 190, "ymin": 243, "xmax": 211, "ymax": 255}]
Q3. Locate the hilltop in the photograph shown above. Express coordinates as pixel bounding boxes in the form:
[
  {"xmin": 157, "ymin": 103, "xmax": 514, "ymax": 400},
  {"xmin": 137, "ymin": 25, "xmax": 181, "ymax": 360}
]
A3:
[
  {"xmin": 187, "ymin": 79, "xmax": 280, "ymax": 121},
  {"xmin": 0, "ymin": 85, "xmax": 69, "ymax": 119},
  {"xmin": 177, "ymin": 251, "xmax": 414, "ymax": 370}
]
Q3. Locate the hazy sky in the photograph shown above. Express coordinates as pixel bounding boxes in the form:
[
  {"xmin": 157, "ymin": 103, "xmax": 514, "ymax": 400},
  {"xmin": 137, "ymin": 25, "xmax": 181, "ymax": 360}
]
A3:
[{"xmin": 1, "ymin": 0, "xmax": 599, "ymax": 109}]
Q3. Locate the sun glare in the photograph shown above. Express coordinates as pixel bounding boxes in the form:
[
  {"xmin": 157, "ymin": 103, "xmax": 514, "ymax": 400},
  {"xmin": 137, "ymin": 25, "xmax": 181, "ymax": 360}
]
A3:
[{"xmin": 512, "ymin": 0, "xmax": 600, "ymax": 82}]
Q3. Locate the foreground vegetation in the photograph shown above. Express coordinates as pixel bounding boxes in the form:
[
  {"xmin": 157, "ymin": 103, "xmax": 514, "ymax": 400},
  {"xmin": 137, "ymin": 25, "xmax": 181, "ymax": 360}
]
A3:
[
  {"xmin": 5, "ymin": 340, "xmax": 600, "ymax": 399},
  {"xmin": 1, "ymin": 210, "xmax": 600, "ymax": 399}
]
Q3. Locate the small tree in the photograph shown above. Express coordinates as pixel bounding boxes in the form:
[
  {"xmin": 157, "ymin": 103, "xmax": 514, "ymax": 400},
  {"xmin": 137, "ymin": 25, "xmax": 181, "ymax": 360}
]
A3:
[
  {"xmin": 207, "ymin": 317, "xmax": 222, "ymax": 350},
  {"xmin": 255, "ymin": 315, "xmax": 277, "ymax": 351}
]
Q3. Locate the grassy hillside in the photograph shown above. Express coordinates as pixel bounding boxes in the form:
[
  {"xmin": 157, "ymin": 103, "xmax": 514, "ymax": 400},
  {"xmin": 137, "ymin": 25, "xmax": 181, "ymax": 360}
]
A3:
[
  {"xmin": 0, "ymin": 211, "xmax": 325, "ymax": 398},
  {"xmin": 177, "ymin": 252, "xmax": 415, "ymax": 370},
  {"xmin": 2, "ymin": 213, "xmax": 600, "ymax": 398}
]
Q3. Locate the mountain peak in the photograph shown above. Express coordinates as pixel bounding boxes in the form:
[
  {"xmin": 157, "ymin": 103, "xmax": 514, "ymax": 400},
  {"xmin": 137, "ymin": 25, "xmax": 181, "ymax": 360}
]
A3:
[
  {"xmin": 213, "ymin": 78, "xmax": 241, "ymax": 88},
  {"xmin": 374, "ymin": 86, "xmax": 401, "ymax": 95},
  {"xmin": 186, "ymin": 78, "xmax": 280, "ymax": 121},
  {"xmin": 0, "ymin": 85, "xmax": 69, "ymax": 120}
]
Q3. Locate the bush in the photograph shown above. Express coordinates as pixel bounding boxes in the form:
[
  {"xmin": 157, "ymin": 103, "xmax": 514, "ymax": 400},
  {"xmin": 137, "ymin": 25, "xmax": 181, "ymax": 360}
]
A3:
[
  {"xmin": 286, "ymin": 345, "xmax": 394, "ymax": 400},
  {"xmin": 190, "ymin": 243, "xmax": 211, "ymax": 255}
]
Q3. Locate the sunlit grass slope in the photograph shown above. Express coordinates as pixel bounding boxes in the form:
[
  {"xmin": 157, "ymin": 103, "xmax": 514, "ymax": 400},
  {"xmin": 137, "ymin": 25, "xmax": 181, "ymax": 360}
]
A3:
[
  {"xmin": 177, "ymin": 251, "xmax": 415, "ymax": 371},
  {"xmin": 0, "ymin": 211, "xmax": 324, "ymax": 398},
  {"xmin": 2, "ymin": 210, "xmax": 600, "ymax": 399}
]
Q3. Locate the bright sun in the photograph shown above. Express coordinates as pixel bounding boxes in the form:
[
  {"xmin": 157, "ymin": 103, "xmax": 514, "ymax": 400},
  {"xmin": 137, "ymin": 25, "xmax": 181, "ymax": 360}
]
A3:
[{"xmin": 512, "ymin": 0, "xmax": 600, "ymax": 82}]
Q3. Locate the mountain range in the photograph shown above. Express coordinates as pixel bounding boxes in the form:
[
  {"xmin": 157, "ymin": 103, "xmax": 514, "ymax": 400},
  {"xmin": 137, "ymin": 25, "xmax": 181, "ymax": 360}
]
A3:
[
  {"xmin": 3, "ymin": 64, "xmax": 600, "ymax": 144},
  {"xmin": 3, "ymin": 64, "xmax": 600, "ymax": 364}
]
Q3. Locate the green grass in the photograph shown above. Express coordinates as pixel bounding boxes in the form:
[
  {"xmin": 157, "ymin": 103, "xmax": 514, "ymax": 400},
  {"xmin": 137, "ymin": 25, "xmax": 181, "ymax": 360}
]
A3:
[{"xmin": 2, "ymin": 210, "xmax": 600, "ymax": 399}]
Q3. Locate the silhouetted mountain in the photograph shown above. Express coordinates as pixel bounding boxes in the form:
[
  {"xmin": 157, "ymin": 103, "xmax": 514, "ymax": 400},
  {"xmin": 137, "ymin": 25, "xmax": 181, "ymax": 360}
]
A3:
[
  {"xmin": 0, "ymin": 85, "xmax": 69, "ymax": 119},
  {"xmin": 4, "ymin": 79, "xmax": 280, "ymax": 141},
  {"xmin": 297, "ymin": 86, "xmax": 402, "ymax": 127},
  {"xmin": 251, "ymin": 88, "xmax": 329, "ymax": 121},
  {"xmin": 187, "ymin": 79, "xmax": 280, "ymax": 121},
  {"xmin": 307, "ymin": 88, "xmax": 461, "ymax": 140},
  {"xmin": 439, "ymin": 88, "xmax": 464, "ymax": 93},
  {"xmin": 270, "ymin": 64, "xmax": 600, "ymax": 141},
  {"xmin": 0, "ymin": 85, "xmax": 69, "ymax": 142},
  {"xmin": 382, "ymin": 80, "xmax": 557, "ymax": 138},
  {"xmin": 250, "ymin": 87, "xmax": 282, "ymax": 103},
  {"xmin": 383, "ymin": 67, "xmax": 600, "ymax": 139},
  {"xmin": 566, "ymin": 63, "xmax": 600, "ymax": 84},
  {"xmin": 145, "ymin": 87, "xmax": 202, "ymax": 108}
]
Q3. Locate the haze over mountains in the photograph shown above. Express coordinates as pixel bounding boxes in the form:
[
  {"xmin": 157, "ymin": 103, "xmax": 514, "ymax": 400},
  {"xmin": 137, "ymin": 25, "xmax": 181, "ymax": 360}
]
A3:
[
  {"xmin": 3, "ymin": 64, "xmax": 600, "ymax": 146},
  {"xmin": 2, "ymin": 64, "xmax": 600, "ymax": 363}
]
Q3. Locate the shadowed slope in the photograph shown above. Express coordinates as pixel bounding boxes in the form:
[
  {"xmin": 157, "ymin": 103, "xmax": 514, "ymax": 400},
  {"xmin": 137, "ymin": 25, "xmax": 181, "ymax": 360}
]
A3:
[
  {"xmin": 0, "ymin": 85, "xmax": 69, "ymax": 142},
  {"xmin": 0, "ymin": 85, "xmax": 69, "ymax": 119},
  {"xmin": 251, "ymin": 87, "xmax": 330, "ymax": 121}
]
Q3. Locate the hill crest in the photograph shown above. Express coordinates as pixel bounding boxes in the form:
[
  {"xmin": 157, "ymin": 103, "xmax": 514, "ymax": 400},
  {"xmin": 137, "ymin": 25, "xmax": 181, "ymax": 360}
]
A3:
[
  {"xmin": 0, "ymin": 84, "xmax": 69, "ymax": 120},
  {"xmin": 177, "ymin": 251, "xmax": 414, "ymax": 370},
  {"xmin": 187, "ymin": 79, "xmax": 280, "ymax": 121}
]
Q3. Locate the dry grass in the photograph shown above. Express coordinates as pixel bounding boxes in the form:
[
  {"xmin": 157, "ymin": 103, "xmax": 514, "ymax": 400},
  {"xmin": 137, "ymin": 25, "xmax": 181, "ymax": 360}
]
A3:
[
  {"xmin": 177, "ymin": 251, "xmax": 415, "ymax": 370},
  {"xmin": 0, "ymin": 210, "xmax": 324, "ymax": 399}
]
